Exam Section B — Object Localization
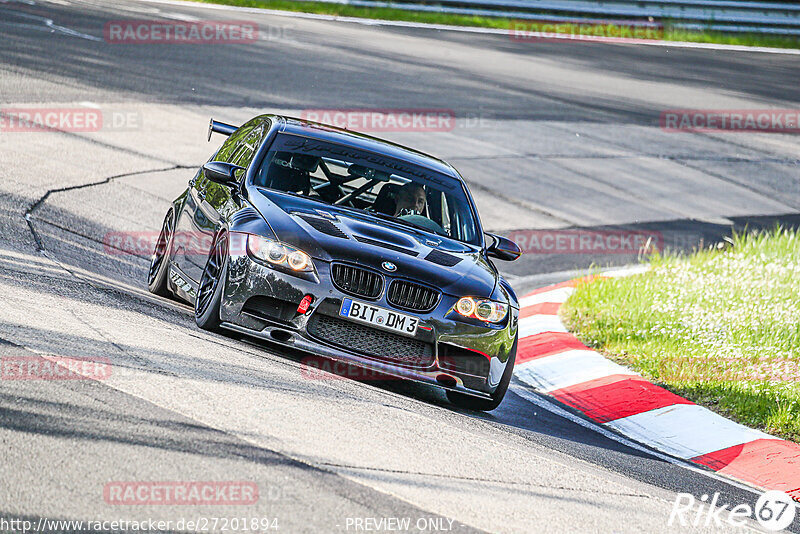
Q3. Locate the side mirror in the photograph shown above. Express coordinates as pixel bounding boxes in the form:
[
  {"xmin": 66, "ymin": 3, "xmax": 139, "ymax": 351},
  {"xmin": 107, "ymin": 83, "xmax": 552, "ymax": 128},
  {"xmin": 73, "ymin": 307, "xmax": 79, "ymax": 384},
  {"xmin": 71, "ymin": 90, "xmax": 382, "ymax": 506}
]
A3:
[
  {"xmin": 486, "ymin": 233, "xmax": 522, "ymax": 261},
  {"xmin": 203, "ymin": 161, "xmax": 244, "ymax": 187}
]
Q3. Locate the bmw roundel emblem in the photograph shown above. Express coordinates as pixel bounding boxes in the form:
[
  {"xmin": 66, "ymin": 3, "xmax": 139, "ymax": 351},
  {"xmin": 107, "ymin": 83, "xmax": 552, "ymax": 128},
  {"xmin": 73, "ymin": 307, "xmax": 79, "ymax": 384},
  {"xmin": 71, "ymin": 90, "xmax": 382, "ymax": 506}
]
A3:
[{"xmin": 381, "ymin": 261, "xmax": 397, "ymax": 272}]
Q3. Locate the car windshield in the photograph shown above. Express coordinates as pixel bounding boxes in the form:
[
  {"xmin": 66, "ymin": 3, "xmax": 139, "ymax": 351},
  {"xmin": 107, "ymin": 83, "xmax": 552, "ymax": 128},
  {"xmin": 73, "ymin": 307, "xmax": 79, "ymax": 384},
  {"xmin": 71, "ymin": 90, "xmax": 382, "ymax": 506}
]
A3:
[{"xmin": 252, "ymin": 133, "xmax": 481, "ymax": 245}]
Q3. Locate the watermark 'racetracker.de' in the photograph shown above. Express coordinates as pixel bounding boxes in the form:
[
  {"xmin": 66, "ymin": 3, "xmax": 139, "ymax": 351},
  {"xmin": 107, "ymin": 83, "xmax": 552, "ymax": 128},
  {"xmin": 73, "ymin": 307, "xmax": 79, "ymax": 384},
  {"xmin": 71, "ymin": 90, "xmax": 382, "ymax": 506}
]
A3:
[
  {"xmin": 105, "ymin": 231, "xmax": 211, "ymax": 257},
  {"xmin": 1, "ymin": 356, "xmax": 111, "ymax": 381},
  {"xmin": 104, "ymin": 20, "xmax": 259, "ymax": 44},
  {"xmin": 661, "ymin": 109, "xmax": 800, "ymax": 133},
  {"xmin": 509, "ymin": 19, "xmax": 663, "ymax": 42},
  {"xmin": 301, "ymin": 356, "xmax": 489, "ymax": 381},
  {"xmin": 103, "ymin": 230, "xmax": 259, "ymax": 257},
  {"xmin": 505, "ymin": 229, "xmax": 663, "ymax": 254},
  {"xmin": 658, "ymin": 356, "xmax": 800, "ymax": 383},
  {"xmin": 300, "ymin": 109, "xmax": 456, "ymax": 132},
  {"xmin": 1, "ymin": 108, "xmax": 101, "ymax": 133},
  {"xmin": 104, "ymin": 481, "xmax": 259, "ymax": 505},
  {"xmin": 0, "ymin": 108, "xmax": 142, "ymax": 133}
]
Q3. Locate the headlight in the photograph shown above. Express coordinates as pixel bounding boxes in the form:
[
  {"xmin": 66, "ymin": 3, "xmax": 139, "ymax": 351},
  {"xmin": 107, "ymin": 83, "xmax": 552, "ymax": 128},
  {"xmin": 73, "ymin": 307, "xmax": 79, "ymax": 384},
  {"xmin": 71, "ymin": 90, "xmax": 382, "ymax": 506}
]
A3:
[
  {"xmin": 455, "ymin": 297, "xmax": 507, "ymax": 323},
  {"xmin": 247, "ymin": 235, "xmax": 314, "ymax": 272}
]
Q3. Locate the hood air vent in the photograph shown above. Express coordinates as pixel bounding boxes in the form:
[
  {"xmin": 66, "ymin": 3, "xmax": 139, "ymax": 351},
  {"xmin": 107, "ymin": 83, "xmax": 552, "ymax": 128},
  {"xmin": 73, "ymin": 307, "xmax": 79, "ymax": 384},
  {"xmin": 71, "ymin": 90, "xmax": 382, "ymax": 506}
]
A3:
[
  {"xmin": 297, "ymin": 214, "xmax": 349, "ymax": 240},
  {"xmin": 424, "ymin": 249, "xmax": 462, "ymax": 267}
]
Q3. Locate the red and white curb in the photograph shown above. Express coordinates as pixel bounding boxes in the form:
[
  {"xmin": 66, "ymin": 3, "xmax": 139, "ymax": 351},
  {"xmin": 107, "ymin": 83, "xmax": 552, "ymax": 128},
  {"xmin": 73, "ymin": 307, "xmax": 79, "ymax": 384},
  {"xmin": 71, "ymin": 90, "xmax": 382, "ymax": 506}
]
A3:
[{"xmin": 513, "ymin": 277, "xmax": 800, "ymax": 501}]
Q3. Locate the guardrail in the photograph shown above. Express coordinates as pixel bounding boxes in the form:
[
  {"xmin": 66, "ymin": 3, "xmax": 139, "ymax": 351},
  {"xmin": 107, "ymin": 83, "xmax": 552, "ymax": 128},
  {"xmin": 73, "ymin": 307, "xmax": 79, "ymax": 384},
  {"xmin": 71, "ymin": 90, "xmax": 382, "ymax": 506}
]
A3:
[{"xmin": 314, "ymin": 0, "xmax": 800, "ymax": 35}]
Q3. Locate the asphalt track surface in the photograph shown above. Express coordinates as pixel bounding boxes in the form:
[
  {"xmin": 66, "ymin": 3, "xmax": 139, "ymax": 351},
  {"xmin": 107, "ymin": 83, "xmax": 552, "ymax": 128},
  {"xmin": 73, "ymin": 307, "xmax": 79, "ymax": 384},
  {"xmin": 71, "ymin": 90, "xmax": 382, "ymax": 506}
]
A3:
[{"xmin": 0, "ymin": 0, "xmax": 799, "ymax": 532}]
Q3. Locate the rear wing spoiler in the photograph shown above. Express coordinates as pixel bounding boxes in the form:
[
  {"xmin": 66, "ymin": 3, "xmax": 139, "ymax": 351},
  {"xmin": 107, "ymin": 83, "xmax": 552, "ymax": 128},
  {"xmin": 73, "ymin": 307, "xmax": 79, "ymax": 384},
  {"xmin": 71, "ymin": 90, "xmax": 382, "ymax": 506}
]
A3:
[{"xmin": 208, "ymin": 119, "xmax": 238, "ymax": 141}]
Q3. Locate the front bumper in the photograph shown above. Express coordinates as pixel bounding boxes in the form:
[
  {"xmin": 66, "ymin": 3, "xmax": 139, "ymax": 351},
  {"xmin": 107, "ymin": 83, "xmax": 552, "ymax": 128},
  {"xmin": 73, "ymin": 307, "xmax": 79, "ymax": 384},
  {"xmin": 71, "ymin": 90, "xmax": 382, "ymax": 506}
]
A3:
[{"xmin": 220, "ymin": 251, "xmax": 518, "ymax": 398}]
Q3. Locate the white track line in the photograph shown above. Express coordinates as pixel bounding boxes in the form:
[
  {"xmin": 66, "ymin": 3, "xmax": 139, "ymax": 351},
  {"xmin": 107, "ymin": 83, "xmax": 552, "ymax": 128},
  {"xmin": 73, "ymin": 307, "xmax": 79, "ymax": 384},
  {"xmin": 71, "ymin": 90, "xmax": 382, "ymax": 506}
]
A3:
[
  {"xmin": 518, "ymin": 314, "xmax": 568, "ymax": 337},
  {"xmin": 137, "ymin": 0, "xmax": 800, "ymax": 55},
  {"xmin": 516, "ymin": 349, "xmax": 638, "ymax": 392},
  {"xmin": 510, "ymin": 385, "xmax": 768, "ymax": 502},
  {"xmin": 518, "ymin": 286, "xmax": 575, "ymax": 307},
  {"xmin": 605, "ymin": 404, "xmax": 773, "ymax": 460},
  {"xmin": 510, "ymin": 269, "xmax": 774, "ymax": 502}
]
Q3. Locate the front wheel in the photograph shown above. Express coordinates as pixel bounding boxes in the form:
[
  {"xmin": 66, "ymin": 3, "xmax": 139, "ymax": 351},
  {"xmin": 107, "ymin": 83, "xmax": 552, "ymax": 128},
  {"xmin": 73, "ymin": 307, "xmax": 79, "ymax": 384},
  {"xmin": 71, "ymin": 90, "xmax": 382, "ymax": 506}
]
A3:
[
  {"xmin": 195, "ymin": 232, "xmax": 228, "ymax": 332},
  {"xmin": 446, "ymin": 336, "xmax": 517, "ymax": 412}
]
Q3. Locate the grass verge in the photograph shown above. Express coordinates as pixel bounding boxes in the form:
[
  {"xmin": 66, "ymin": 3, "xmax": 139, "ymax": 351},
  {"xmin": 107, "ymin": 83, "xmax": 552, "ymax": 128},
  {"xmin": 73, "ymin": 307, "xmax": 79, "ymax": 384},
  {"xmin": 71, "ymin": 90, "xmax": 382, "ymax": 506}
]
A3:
[
  {"xmin": 185, "ymin": 0, "xmax": 800, "ymax": 49},
  {"xmin": 561, "ymin": 228, "xmax": 800, "ymax": 442}
]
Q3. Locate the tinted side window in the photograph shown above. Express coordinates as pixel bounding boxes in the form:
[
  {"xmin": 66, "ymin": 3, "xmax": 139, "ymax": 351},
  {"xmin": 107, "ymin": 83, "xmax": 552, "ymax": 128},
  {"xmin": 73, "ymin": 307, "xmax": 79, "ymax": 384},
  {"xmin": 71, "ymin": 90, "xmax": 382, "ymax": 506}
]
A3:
[
  {"xmin": 201, "ymin": 119, "xmax": 269, "ymax": 208},
  {"xmin": 214, "ymin": 118, "xmax": 268, "ymax": 167},
  {"xmin": 231, "ymin": 124, "xmax": 266, "ymax": 169}
]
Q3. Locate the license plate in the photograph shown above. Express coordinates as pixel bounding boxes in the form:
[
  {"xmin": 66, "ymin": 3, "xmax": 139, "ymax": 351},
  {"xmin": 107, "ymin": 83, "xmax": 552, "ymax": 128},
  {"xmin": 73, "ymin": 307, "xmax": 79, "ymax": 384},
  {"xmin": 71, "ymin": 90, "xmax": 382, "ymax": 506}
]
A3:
[{"xmin": 339, "ymin": 298, "xmax": 418, "ymax": 336}]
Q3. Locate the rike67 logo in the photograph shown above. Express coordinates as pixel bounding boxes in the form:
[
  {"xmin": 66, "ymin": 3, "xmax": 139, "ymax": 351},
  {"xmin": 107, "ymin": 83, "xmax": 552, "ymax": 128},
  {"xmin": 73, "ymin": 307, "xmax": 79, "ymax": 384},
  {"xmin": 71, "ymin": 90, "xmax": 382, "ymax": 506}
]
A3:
[{"xmin": 669, "ymin": 491, "xmax": 796, "ymax": 531}]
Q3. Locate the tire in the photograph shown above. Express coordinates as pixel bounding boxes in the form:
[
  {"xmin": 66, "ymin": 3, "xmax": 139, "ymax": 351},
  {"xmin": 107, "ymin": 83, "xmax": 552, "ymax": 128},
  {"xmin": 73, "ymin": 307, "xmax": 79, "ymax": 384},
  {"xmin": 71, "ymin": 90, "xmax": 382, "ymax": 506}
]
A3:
[
  {"xmin": 148, "ymin": 209, "xmax": 175, "ymax": 297},
  {"xmin": 446, "ymin": 336, "xmax": 518, "ymax": 412},
  {"xmin": 195, "ymin": 231, "xmax": 228, "ymax": 332}
]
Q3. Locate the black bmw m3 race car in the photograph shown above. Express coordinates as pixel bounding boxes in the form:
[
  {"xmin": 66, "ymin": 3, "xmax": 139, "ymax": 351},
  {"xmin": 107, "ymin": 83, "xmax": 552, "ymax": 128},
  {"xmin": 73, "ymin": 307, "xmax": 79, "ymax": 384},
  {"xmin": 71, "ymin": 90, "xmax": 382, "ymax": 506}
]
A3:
[{"xmin": 148, "ymin": 115, "xmax": 522, "ymax": 410}]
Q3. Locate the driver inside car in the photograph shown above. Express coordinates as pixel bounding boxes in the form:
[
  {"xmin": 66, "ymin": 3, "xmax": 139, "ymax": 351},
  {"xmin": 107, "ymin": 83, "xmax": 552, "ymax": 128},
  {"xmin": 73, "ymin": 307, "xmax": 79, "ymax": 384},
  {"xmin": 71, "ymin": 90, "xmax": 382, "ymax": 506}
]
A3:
[
  {"xmin": 392, "ymin": 182, "xmax": 446, "ymax": 235},
  {"xmin": 393, "ymin": 183, "xmax": 427, "ymax": 217}
]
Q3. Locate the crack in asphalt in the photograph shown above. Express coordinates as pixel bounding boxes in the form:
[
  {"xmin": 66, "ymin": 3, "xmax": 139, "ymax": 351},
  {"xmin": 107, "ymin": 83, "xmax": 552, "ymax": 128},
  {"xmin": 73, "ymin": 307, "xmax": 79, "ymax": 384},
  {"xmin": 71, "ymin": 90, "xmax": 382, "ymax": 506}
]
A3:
[
  {"xmin": 24, "ymin": 165, "xmax": 192, "ymax": 251},
  {"xmin": 16, "ymin": 160, "xmax": 197, "ymax": 321}
]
